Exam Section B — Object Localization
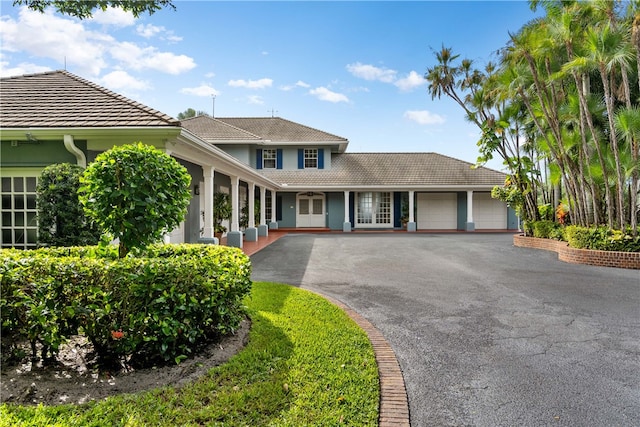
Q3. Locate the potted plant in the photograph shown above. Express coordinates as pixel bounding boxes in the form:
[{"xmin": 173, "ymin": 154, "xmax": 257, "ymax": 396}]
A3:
[{"xmin": 213, "ymin": 192, "xmax": 232, "ymax": 240}]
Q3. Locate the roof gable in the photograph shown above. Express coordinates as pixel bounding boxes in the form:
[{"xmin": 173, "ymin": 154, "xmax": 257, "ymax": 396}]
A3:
[{"xmin": 0, "ymin": 70, "xmax": 179, "ymax": 128}]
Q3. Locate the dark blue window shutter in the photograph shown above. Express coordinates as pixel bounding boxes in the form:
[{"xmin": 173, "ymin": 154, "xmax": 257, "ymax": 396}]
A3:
[
  {"xmin": 256, "ymin": 149, "xmax": 263, "ymax": 169},
  {"xmin": 298, "ymin": 149, "xmax": 304, "ymax": 169},
  {"xmin": 276, "ymin": 196, "xmax": 283, "ymax": 221},
  {"xmin": 318, "ymin": 148, "xmax": 324, "ymax": 169},
  {"xmin": 276, "ymin": 149, "xmax": 283, "ymax": 169}
]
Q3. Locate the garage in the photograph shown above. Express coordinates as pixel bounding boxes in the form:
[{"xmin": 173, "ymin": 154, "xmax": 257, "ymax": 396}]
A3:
[
  {"xmin": 473, "ymin": 192, "xmax": 507, "ymax": 229},
  {"xmin": 416, "ymin": 193, "xmax": 457, "ymax": 230}
]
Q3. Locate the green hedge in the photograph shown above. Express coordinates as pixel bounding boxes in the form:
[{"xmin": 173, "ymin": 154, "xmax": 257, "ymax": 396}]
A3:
[
  {"xmin": 1, "ymin": 244, "xmax": 252, "ymax": 367},
  {"xmin": 564, "ymin": 225, "xmax": 640, "ymax": 252},
  {"xmin": 531, "ymin": 220, "xmax": 565, "ymax": 240}
]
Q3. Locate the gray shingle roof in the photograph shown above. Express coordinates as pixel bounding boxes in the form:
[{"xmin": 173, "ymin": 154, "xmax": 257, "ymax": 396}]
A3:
[
  {"xmin": 214, "ymin": 117, "xmax": 348, "ymax": 143},
  {"xmin": 181, "ymin": 116, "xmax": 262, "ymax": 141},
  {"xmin": 259, "ymin": 152, "xmax": 506, "ymax": 187},
  {"xmin": 0, "ymin": 70, "xmax": 179, "ymax": 128}
]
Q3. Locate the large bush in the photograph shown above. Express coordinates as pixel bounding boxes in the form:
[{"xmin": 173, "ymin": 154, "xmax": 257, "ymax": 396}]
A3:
[
  {"xmin": 36, "ymin": 163, "xmax": 102, "ymax": 247},
  {"xmin": 79, "ymin": 143, "xmax": 191, "ymax": 257},
  {"xmin": 531, "ymin": 220, "xmax": 565, "ymax": 240},
  {"xmin": 564, "ymin": 225, "xmax": 640, "ymax": 252},
  {"xmin": 1, "ymin": 244, "xmax": 252, "ymax": 367}
]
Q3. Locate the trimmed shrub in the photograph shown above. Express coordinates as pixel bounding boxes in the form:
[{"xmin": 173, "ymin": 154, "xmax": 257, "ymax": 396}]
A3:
[
  {"xmin": 79, "ymin": 143, "xmax": 192, "ymax": 258},
  {"xmin": 565, "ymin": 225, "xmax": 640, "ymax": 252},
  {"xmin": 531, "ymin": 220, "xmax": 564, "ymax": 240},
  {"xmin": 0, "ymin": 244, "xmax": 252, "ymax": 367}
]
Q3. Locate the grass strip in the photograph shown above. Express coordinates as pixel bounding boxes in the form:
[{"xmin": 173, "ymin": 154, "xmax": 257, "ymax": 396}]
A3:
[{"xmin": 0, "ymin": 282, "xmax": 379, "ymax": 426}]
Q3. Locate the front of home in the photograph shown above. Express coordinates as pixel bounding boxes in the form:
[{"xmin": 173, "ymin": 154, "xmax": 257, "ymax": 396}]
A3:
[{"xmin": 0, "ymin": 70, "xmax": 516, "ymax": 250}]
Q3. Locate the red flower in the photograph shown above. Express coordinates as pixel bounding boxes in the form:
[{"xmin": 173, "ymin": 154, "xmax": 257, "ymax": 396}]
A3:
[{"xmin": 111, "ymin": 330, "xmax": 124, "ymax": 340}]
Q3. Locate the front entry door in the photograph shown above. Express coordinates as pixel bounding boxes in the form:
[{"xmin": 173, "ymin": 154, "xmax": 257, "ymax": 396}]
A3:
[{"xmin": 297, "ymin": 193, "xmax": 325, "ymax": 227}]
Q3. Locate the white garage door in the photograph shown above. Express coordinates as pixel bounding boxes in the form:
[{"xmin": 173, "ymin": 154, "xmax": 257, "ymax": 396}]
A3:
[
  {"xmin": 417, "ymin": 193, "xmax": 458, "ymax": 230},
  {"xmin": 473, "ymin": 192, "xmax": 507, "ymax": 229}
]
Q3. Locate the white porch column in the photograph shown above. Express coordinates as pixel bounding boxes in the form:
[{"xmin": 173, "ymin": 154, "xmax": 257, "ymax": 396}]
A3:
[
  {"xmin": 245, "ymin": 182, "xmax": 258, "ymax": 242},
  {"xmin": 269, "ymin": 189, "xmax": 279, "ymax": 229},
  {"xmin": 407, "ymin": 190, "xmax": 417, "ymax": 232},
  {"xmin": 227, "ymin": 176, "xmax": 243, "ymax": 248},
  {"xmin": 201, "ymin": 166, "xmax": 215, "ymax": 239},
  {"xmin": 466, "ymin": 190, "xmax": 475, "ymax": 231},
  {"xmin": 343, "ymin": 190, "xmax": 351, "ymax": 232},
  {"xmin": 258, "ymin": 186, "xmax": 268, "ymax": 236}
]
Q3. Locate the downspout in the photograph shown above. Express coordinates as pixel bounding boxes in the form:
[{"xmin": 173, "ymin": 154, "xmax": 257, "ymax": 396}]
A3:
[{"xmin": 63, "ymin": 134, "xmax": 87, "ymax": 168}]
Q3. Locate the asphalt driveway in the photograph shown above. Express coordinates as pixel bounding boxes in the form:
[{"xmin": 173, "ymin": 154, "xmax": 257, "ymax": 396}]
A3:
[{"xmin": 250, "ymin": 233, "xmax": 639, "ymax": 427}]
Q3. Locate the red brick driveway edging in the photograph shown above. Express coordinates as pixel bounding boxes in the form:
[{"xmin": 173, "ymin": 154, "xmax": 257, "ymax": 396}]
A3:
[
  {"xmin": 315, "ymin": 292, "xmax": 411, "ymax": 427},
  {"xmin": 513, "ymin": 234, "xmax": 640, "ymax": 270}
]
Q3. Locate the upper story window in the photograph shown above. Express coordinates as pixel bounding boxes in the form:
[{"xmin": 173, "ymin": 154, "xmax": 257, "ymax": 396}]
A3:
[
  {"xmin": 304, "ymin": 149, "xmax": 318, "ymax": 169},
  {"xmin": 256, "ymin": 148, "xmax": 282, "ymax": 170},
  {"xmin": 263, "ymin": 149, "xmax": 276, "ymax": 169}
]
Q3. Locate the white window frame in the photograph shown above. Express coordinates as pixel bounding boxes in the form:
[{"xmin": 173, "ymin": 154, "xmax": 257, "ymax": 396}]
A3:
[
  {"xmin": 1, "ymin": 168, "xmax": 41, "ymax": 249},
  {"xmin": 263, "ymin": 148, "xmax": 276, "ymax": 169},
  {"xmin": 304, "ymin": 148, "xmax": 318, "ymax": 169},
  {"xmin": 355, "ymin": 191, "xmax": 393, "ymax": 228}
]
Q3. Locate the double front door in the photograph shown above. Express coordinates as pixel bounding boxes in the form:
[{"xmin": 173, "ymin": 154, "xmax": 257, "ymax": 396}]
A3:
[{"xmin": 297, "ymin": 193, "xmax": 325, "ymax": 227}]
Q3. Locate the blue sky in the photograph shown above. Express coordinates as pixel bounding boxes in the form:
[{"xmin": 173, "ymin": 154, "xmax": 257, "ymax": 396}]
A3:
[{"xmin": 0, "ymin": 1, "xmax": 541, "ymax": 170}]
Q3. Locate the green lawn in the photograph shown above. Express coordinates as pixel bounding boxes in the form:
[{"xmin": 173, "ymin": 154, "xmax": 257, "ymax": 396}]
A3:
[{"xmin": 0, "ymin": 282, "xmax": 379, "ymax": 426}]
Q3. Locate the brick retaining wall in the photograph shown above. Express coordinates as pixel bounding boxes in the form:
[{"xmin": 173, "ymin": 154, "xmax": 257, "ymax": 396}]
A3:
[{"xmin": 513, "ymin": 235, "xmax": 640, "ymax": 270}]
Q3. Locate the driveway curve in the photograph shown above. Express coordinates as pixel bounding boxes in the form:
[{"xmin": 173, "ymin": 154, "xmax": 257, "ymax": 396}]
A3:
[{"xmin": 250, "ymin": 233, "xmax": 639, "ymax": 427}]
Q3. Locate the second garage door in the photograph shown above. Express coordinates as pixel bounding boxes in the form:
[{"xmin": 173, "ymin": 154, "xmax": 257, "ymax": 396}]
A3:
[
  {"xmin": 417, "ymin": 193, "xmax": 457, "ymax": 230},
  {"xmin": 473, "ymin": 192, "xmax": 507, "ymax": 229}
]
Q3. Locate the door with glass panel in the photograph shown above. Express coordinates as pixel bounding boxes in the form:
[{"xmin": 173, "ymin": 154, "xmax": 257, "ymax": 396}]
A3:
[
  {"xmin": 356, "ymin": 192, "xmax": 392, "ymax": 227},
  {"xmin": 296, "ymin": 193, "xmax": 325, "ymax": 227}
]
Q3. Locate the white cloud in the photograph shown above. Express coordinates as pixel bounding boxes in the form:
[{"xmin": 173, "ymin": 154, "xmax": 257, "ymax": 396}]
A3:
[
  {"xmin": 99, "ymin": 70, "xmax": 150, "ymax": 90},
  {"xmin": 110, "ymin": 41, "xmax": 196, "ymax": 74},
  {"xmin": 90, "ymin": 7, "xmax": 136, "ymax": 27},
  {"xmin": 136, "ymin": 23, "xmax": 183, "ymax": 42},
  {"xmin": 0, "ymin": 7, "xmax": 194, "ymax": 77},
  {"xmin": 136, "ymin": 23, "xmax": 163, "ymax": 38},
  {"xmin": 346, "ymin": 62, "xmax": 396, "ymax": 83},
  {"xmin": 180, "ymin": 84, "xmax": 220, "ymax": 97},
  {"xmin": 280, "ymin": 80, "xmax": 310, "ymax": 91},
  {"xmin": 1, "ymin": 7, "xmax": 109, "ymax": 75},
  {"xmin": 0, "ymin": 61, "xmax": 51, "ymax": 77},
  {"xmin": 247, "ymin": 95, "xmax": 264, "ymax": 105},
  {"xmin": 395, "ymin": 71, "xmax": 426, "ymax": 92},
  {"xmin": 205, "ymin": 72, "xmax": 216, "ymax": 78},
  {"xmin": 404, "ymin": 110, "xmax": 445, "ymax": 125},
  {"xmin": 228, "ymin": 78, "xmax": 273, "ymax": 89},
  {"xmin": 309, "ymin": 87, "xmax": 349, "ymax": 103}
]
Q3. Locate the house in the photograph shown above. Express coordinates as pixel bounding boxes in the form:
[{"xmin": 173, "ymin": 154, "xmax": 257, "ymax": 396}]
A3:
[{"xmin": 0, "ymin": 70, "xmax": 517, "ymax": 250}]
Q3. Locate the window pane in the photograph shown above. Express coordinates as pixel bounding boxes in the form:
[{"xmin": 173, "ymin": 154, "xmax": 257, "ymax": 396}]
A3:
[
  {"xmin": 14, "ymin": 212, "xmax": 24, "ymax": 226},
  {"xmin": 27, "ymin": 194, "xmax": 36, "ymax": 209},
  {"xmin": 1, "ymin": 177, "xmax": 10, "ymax": 192},
  {"xmin": 1, "ymin": 195, "xmax": 10, "ymax": 209},
  {"xmin": 27, "ymin": 211, "xmax": 37, "ymax": 225},
  {"xmin": 2, "ymin": 229, "xmax": 12, "ymax": 244},
  {"xmin": 26, "ymin": 177, "xmax": 37, "ymax": 192},
  {"xmin": 15, "ymin": 230, "xmax": 25, "ymax": 244},
  {"xmin": 299, "ymin": 199, "xmax": 309, "ymax": 215},
  {"xmin": 13, "ymin": 177, "xmax": 24, "ymax": 192},
  {"xmin": 14, "ymin": 195, "xmax": 24, "ymax": 209},
  {"xmin": 27, "ymin": 228, "xmax": 38, "ymax": 244},
  {"xmin": 312, "ymin": 199, "xmax": 323, "ymax": 215},
  {"xmin": 2, "ymin": 212, "xmax": 11, "ymax": 226}
]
